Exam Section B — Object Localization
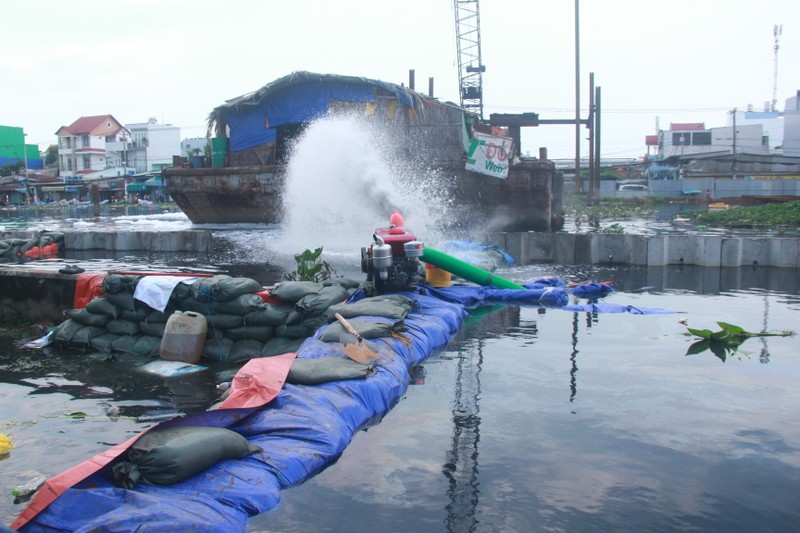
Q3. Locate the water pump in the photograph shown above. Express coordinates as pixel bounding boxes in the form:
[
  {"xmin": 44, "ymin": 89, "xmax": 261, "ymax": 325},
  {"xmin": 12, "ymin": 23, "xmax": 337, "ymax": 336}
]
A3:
[{"xmin": 361, "ymin": 212, "xmax": 424, "ymax": 292}]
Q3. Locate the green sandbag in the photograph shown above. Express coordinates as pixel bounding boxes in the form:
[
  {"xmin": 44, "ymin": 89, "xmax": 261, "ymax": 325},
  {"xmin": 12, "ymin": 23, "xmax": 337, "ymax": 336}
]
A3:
[
  {"xmin": 244, "ymin": 305, "xmax": 292, "ymax": 326},
  {"xmin": 326, "ymin": 294, "xmax": 415, "ymax": 321},
  {"xmin": 287, "ymin": 357, "xmax": 376, "ymax": 385},
  {"xmin": 225, "ymin": 325, "xmax": 274, "ymax": 343},
  {"xmin": 107, "ymin": 319, "xmax": 140, "ymax": 336},
  {"xmin": 146, "ymin": 310, "xmax": 168, "ymax": 323},
  {"xmin": 275, "ymin": 315, "xmax": 326, "ymax": 339},
  {"xmin": 111, "ymin": 334, "xmax": 140, "ymax": 354},
  {"xmin": 90, "ymin": 333, "xmax": 120, "ymax": 352},
  {"xmin": 269, "ymin": 281, "xmax": 323, "ymax": 304},
  {"xmin": 191, "ymin": 275, "xmax": 231, "ymax": 302},
  {"xmin": 202, "ymin": 336, "xmax": 234, "ymax": 362},
  {"xmin": 119, "ymin": 308, "xmax": 148, "ymax": 322},
  {"xmin": 131, "ymin": 335, "xmax": 161, "ymax": 357},
  {"xmin": 213, "ymin": 277, "xmax": 262, "ymax": 302},
  {"xmin": 139, "ymin": 321, "xmax": 165, "ymax": 338},
  {"xmin": 104, "ymin": 291, "xmax": 137, "ymax": 312},
  {"xmin": 110, "ymin": 426, "xmax": 261, "ymax": 489},
  {"xmin": 85, "ymin": 297, "xmax": 120, "ymax": 318},
  {"xmin": 53, "ymin": 319, "xmax": 83, "ymax": 345},
  {"xmin": 205, "ymin": 313, "xmax": 244, "ymax": 330},
  {"xmin": 102, "ymin": 274, "xmax": 141, "ymax": 295},
  {"xmin": 64, "ymin": 308, "xmax": 111, "ymax": 328},
  {"xmin": 178, "ymin": 297, "xmax": 213, "ymax": 314},
  {"xmin": 212, "ymin": 294, "xmax": 264, "ymax": 316},
  {"xmin": 318, "ymin": 318, "xmax": 407, "ymax": 342},
  {"xmin": 228, "ymin": 339, "xmax": 265, "ymax": 364},
  {"xmin": 260, "ymin": 336, "xmax": 305, "ymax": 357},
  {"xmin": 323, "ymin": 278, "xmax": 362, "ymax": 290},
  {"xmin": 70, "ymin": 326, "xmax": 106, "ymax": 347},
  {"xmin": 286, "ymin": 285, "xmax": 349, "ymax": 325}
]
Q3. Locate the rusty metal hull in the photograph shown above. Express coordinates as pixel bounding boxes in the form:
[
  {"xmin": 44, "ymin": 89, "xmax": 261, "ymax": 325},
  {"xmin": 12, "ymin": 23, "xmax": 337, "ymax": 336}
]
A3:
[
  {"xmin": 165, "ymin": 166, "xmax": 284, "ymax": 225},
  {"xmin": 165, "ymin": 161, "xmax": 563, "ymax": 232}
]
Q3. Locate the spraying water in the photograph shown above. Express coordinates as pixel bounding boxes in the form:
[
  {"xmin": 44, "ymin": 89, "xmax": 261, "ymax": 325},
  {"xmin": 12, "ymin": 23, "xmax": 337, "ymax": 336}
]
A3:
[{"xmin": 278, "ymin": 114, "xmax": 458, "ymax": 258}]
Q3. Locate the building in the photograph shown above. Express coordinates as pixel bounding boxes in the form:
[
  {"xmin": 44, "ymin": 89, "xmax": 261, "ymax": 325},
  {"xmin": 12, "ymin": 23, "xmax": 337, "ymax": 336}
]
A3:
[
  {"xmin": 125, "ymin": 117, "xmax": 181, "ymax": 173},
  {"xmin": 55, "ymin": 115, "xmax": 128, "ymax": 181},
  {"xmin": 653, "ymin": 122, "xmax": 768, "ymax": 159},
  {"xmin": 783, "ymin": 91, "xmax": 800, "ymax": 157},
  {"xmin": 0, "ymin": 124, "xmax": 43, "ymax": 171}
]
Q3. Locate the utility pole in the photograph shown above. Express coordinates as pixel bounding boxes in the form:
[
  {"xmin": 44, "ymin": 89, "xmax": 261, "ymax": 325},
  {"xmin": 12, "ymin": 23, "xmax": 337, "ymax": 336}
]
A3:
[{"xmin": 574, "ymin": 0, "xmax": 582, "ymax": 193}]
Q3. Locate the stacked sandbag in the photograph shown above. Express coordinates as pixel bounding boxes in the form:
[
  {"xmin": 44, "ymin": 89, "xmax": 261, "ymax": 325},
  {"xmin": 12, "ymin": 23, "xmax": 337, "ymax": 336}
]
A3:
[{"xmin": 50, "ymin": 273, "xmax": 364, "ymax": 366}]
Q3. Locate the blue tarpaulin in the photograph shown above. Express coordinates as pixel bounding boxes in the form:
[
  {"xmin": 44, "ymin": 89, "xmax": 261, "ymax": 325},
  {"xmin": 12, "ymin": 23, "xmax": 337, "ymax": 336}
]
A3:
[{"xmin": 17, "ymin": 281, "xmax": 674, "ymax": 531}]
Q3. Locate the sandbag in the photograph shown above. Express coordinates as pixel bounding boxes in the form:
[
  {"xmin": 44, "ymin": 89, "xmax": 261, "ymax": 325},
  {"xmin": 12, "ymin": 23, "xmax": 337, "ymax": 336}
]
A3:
[
  {"xmin": 170, "ymin": 282, "xmax": 193, "ymax": 301},
  {"xmin": 70, "ymin": 326, "xmax": 106, "ymax": 347},
  {"xmin": 324, "ymin": 278, "xmax": 362, "ymax": 290},
  {"xmin": 104, "ymin": 291, "xmax": 137, "ymax": 312},
  {"xmin": 85, "ymin": 297, "xmax": 120, "ymax": 318},
  {"xmin": 202, "ymin": 336, "xmax": 235, "ymax": 362},
  {"xmin": 102, "ymin": 274, "xmax": 141, "ymax": 295},
  {"xmin": 213, "ymin": 294, "xmax": 264, "ymax": 316},
  {"xmin": 190, "ymin": 275, "xmax": 230, "ymax": 302},
  {"xmin": 146, "ymin": 310, "xmax": 168, "ymax": 323},
  {"xmin": 213, "ymin": 277, "xmax": 262, "ymax": 302},
  {"xmin": 131, "ymin": 335, "xmax": 161, "ymax": 357},
  {"xmin": 326, "ymin": 294, "xmax": 415, "ymax": 321},
  {"xmin": 110, "ymin": 426, "xmax": 261, "ymax": 489},
  {"xmin": 318, "ymin": 318, "xmax": 407, "ymax": 342},
  {"xmin": 228, "ymin": 339, "xmax": 265, "ymax": 364},
  {"xmin": 119, "ymin": 308, "xmax": 148, "ymax": 322},
  {"xmin": 269, "ymin": 281, "xmax": 323, "ymax": 304},
  {"xmin": 225, "ymin": 325, "xmax": 274, "ymax": 343},
  {"xmin": 286, "ymin": 285, "xmax": 349, "ymax": 325},
  {"xmin": 177, "ymin": 297, "xmax": 212, "ymax": 314},
  {"xmin": 139, "ymin": 321, "xmax": 165, "ymax": 338},
  {"xmin": 287, "ymin": 357, "xmax": 376, "ymax": 385},
  {"xmin": 260, "ymin": 336, "xmax": 305, "ymax": 357},
  {"xmin": 111, "ymin": 334, "xmax": 140, "ymax": 354},
  {"xmin": 64, "ymin": 308, "xmax": 111, "ymax": 328},
  {"xmin": 244, "ymin": 305, "xmax": 292, "ymax": 326},
  {"xmin": 53, "ymin": 319, "xmax": 83, "ymax": 345},
  {"xmin": 275, "ymin": 315, "xmax": 326, "ymax": 339},
  {"xmin": 90, "ymin": 333, "xmax": 119, "ymax": 352},
  {"xmin": 204, "ymin": 313, "xmax": 244, "ymax": 330},
  {"xmin": 107, "ymin": 319, "xmax": 140, "ymax": 336}
]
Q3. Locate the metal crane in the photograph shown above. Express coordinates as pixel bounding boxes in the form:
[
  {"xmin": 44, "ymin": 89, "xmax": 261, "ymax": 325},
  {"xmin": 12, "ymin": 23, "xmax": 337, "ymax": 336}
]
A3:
[{"xmin": 453, "ymin": 0, "xmax": 486, "ymax": 118}]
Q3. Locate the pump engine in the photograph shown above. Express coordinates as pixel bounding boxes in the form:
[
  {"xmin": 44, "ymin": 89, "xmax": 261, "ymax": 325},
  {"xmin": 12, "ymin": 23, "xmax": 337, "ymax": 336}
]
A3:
[{"xmin": 361, "ymin": 212, "xmax": 424, "ymax": 293}]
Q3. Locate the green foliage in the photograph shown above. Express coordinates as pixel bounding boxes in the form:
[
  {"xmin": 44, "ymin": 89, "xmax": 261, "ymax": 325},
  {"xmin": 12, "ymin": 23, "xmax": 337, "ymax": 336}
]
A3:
[
  {"xmin": 599, "ymin": 223, "xmax": 625, "ymax": 234},
  {"xmin": 683, "ymin": 321, "xmax": 794, "ymax": 362},
  {"xmin": 685, "ymin": 201, "xmax": 800, "ymax": 228},
  {"xmin": 282, "ymin": 247, "xmax": 336, "ymax": 282}
]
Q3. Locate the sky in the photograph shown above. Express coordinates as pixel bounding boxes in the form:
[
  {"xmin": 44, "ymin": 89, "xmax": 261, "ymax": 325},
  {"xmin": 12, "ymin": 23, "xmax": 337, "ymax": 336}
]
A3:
[{"xmin": 2, "ymin": 0, "xmax": 799, "ymax": 160}]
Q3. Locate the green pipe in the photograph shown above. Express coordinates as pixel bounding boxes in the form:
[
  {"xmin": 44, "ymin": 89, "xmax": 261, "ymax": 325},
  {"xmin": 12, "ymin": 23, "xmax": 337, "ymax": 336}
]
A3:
[{"xmin": 420, "ymin": 247, "xmax": 525, "ymax": 290}]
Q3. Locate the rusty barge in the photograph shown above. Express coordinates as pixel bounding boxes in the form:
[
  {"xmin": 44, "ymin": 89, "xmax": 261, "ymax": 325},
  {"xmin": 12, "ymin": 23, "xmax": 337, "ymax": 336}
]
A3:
[{"xmin": 165, "ymin": 71, "xmax": 563, "ymax": 232}]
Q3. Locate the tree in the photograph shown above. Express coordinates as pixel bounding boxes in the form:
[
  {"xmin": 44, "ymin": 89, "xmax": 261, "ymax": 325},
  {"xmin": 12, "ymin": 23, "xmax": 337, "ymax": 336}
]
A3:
[{"xmin": 45, "ymin": 145, "xmax": 58, "ymax": 166}]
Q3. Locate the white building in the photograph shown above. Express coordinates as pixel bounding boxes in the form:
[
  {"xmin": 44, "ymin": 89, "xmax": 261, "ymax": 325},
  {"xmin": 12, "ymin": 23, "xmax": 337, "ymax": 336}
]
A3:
[
  {"xmin": 654, "ymin": 122, "xmax": 768, "ymax": 159},
  {"xmin": 783, "ymin": 91, "xmax": 800, "ymax": 157},
  {"xmin": 727, "ymin": 107, "xmax": 783, "ymax": 153},
  {"xmin": 124, "ymin": 117, "xmax": 181, "ymax": 172}
]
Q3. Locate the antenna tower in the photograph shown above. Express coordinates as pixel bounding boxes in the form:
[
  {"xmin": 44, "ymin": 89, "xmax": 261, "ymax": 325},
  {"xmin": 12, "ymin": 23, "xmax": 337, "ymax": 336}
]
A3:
[
  {"xmin": 453, "ymin": 0, "xmax": 485, "ymax": 118},
  {"xmin": 772, "ymin": 24, "xmax": 782, "ymax": 112}
]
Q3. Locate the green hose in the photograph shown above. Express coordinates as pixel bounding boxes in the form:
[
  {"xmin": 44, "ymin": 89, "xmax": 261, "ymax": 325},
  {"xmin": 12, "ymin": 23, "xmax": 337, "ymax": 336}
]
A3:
[{"xmin": 420, "ymin": 247, "xmax": 525, "ymax": 290}]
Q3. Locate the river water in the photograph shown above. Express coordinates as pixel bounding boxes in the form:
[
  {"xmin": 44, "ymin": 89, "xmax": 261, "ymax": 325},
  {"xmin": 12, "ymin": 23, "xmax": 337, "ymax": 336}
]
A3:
[{"xmin": 1, "ymin": 205, "xmax": 799, "ymax": 531}]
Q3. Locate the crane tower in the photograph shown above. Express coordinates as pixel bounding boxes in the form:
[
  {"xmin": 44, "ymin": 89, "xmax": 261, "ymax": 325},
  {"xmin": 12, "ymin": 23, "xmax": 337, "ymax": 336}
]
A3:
[{"xmin": 453, "ymin": 0, "xmax": 485, "ymax": 118}]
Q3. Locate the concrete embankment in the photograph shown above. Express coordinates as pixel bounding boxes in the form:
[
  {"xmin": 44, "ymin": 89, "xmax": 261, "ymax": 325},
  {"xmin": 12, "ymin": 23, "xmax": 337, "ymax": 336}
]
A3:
[
  {"xmin": 2, "ymin": 230, "xmax": 798, "ymax": 325},
  {"xmin": 484, "ymin": 232, "xmax": 800, "ymax": 268}
]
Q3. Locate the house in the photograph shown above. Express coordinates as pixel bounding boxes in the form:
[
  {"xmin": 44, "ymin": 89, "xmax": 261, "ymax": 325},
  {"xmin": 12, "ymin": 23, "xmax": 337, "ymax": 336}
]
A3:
[{"xmin": 125, "ymin": 117, "xmax": 181, "ymax": 173}]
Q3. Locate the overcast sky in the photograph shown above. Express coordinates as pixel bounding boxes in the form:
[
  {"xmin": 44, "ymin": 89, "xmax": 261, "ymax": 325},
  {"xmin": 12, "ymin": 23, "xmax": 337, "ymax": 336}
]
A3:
[{"xmin": 2, "ymin": 0, "xmax": 798, "ymax": 160}]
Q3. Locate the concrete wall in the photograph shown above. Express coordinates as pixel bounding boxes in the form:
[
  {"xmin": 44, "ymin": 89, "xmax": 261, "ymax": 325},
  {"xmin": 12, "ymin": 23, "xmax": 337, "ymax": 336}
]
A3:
[
  {"xmin": 0, "ymin": 268, "xmax": 77, "ymax": 324},
  {"xmin": 484, "ymin": 232, "xmax": 800, "ymax": 268}
]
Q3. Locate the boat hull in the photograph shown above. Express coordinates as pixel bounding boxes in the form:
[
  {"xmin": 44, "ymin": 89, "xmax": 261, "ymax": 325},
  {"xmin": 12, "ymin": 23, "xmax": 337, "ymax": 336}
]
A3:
[{"xmin": 165, "ymin": 160, "xmax": 564, "ymax": 232}]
